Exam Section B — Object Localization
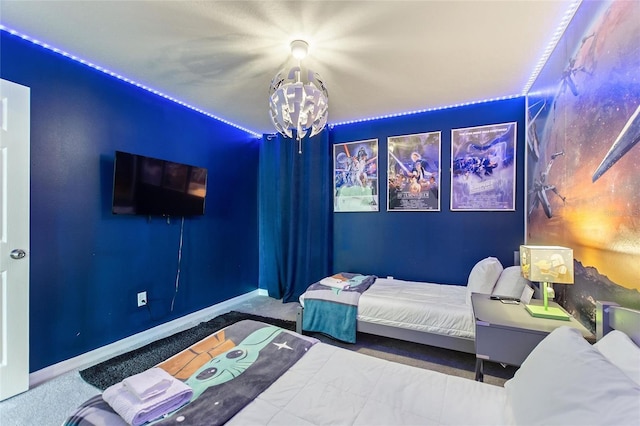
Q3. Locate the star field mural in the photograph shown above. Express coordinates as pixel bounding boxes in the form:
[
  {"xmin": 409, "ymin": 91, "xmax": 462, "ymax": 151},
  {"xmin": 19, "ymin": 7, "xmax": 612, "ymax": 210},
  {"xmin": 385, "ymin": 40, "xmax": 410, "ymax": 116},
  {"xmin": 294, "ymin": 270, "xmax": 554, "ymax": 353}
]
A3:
[{"xmin": 526, "ymin": 0, "xmax": 640, "ymax": 330}]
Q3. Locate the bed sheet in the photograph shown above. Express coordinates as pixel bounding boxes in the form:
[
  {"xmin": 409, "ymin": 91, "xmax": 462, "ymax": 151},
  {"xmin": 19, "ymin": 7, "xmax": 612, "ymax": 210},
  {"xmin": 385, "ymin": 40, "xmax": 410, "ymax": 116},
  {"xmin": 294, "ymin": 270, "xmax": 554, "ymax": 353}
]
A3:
[
  {"xmin": 228, "ymin": 341, "xmax": 506, "ymax": 425},
  {"xmin": 357, "ymin": 278, "xmax": 474, "ymax": 338}
]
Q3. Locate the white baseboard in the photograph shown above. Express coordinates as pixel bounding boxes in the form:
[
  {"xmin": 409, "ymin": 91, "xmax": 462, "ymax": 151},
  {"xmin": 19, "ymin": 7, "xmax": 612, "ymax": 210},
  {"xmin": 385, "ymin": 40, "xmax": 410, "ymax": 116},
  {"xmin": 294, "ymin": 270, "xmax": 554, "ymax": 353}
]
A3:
[{"xmin": 29, "ymin": 289, "xmax": 264, "ymax": 388}]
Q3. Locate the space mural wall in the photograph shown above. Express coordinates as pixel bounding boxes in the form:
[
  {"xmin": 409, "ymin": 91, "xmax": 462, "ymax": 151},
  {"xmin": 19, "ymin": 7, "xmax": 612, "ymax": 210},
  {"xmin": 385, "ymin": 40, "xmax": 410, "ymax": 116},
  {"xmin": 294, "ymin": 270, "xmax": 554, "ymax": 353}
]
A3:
[{"xmin": 526, "ymin": 0, "xmax": 640, "ymax": 330}]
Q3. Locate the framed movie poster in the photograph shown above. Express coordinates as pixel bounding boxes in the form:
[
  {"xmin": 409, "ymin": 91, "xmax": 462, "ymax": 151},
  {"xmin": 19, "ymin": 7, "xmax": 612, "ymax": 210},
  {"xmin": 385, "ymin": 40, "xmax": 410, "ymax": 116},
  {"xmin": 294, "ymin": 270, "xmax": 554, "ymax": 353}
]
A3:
[
  {"xmin": 387, "ymin": 131, "xmax": 441, "ymax": 211},
  {"xmin": 450, "ymin": 122, "xmax": 517, "ymax": 211},
  {"xmin": 333, "ymin": 139, "xmax": 379, "ymax": 212}
]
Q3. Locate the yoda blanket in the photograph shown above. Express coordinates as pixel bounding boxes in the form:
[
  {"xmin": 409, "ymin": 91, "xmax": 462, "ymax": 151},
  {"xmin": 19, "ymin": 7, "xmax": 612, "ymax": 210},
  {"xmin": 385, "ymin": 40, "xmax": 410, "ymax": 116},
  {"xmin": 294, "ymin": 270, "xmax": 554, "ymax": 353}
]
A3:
[{"xmin": 64, "ymin": 320, "xmax": 318, "ymax": 426}]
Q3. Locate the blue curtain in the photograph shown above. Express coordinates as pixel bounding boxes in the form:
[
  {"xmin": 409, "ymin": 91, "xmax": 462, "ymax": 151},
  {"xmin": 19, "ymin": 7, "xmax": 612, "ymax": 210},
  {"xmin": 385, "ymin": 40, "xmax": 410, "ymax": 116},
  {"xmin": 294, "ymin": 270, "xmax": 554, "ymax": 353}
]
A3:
[{"xmin": 258, "ymin": 131, "xmax": 332, "ymax": 302}]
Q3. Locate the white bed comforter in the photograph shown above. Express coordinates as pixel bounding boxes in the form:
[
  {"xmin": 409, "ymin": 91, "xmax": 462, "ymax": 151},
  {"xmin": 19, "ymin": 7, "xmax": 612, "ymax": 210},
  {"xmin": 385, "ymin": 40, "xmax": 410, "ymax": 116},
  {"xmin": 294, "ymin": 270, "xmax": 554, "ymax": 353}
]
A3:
[
  {"xmin": 228, "ymin": 342, "xmax": 506, "ymax": 425},
  {"xmin": 357, "ymin": 278, "xmax": 475, "ymax": 339}
]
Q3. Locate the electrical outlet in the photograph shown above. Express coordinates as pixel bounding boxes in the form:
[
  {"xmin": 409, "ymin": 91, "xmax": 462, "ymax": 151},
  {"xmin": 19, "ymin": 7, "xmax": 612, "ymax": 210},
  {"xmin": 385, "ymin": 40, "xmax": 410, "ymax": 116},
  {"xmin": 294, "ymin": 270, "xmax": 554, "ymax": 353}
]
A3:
[{"xmin": 137, "ymin": 291, "xmax": 147, "ymax": 307}]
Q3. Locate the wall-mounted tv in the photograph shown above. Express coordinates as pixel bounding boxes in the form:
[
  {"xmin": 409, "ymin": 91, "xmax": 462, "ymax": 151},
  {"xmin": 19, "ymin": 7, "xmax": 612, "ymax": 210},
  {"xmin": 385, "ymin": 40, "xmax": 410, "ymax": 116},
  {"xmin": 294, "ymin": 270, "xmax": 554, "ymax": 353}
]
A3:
[{"xmin": 112, "ymin": 150, "xmax": 207, "ymax": 216}]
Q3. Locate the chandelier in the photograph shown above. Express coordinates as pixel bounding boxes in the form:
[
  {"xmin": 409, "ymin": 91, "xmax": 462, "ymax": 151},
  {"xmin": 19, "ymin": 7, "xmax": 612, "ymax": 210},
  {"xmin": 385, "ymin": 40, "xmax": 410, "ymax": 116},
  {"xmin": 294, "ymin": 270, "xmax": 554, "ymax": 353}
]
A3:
[{"xmin": 269, "ymin": 40, "xmax": 329, "ymax": 153}]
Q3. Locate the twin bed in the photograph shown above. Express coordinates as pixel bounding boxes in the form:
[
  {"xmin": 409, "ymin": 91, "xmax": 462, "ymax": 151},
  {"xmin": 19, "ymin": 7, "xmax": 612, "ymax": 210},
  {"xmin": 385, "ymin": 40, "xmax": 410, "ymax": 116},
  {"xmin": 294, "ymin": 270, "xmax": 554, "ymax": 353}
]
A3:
[
  {"xmin": 297, "ymin": 257, "xmax": 528, "ymax": 353},
  {"xmin": 65, "ymin": 301, "xmax": 640, "ymax": 425}
]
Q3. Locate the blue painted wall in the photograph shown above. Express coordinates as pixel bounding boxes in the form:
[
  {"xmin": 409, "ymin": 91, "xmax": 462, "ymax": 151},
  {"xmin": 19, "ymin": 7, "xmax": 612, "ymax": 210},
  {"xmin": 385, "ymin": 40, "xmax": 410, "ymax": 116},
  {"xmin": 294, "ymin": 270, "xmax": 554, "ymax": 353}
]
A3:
[
  {"xmin": 331, "ymin": 98, "xmax": 526, "ymax": 285},
  {"xmin": 1, "ymin": 33, "xmax": 260, "ymax": 372},
  {"xmin": 1, "ymin": 31, "xmax": 527, "ymax": 372}
]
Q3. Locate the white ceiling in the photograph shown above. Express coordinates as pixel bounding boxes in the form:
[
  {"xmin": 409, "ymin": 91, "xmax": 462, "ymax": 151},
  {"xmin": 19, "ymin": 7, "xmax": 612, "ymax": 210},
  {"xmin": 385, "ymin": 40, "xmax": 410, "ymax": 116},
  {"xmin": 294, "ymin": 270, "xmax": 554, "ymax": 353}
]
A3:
[{"xmin": 1, "ymin": 1, "xmax": 574, "ymax": 135}]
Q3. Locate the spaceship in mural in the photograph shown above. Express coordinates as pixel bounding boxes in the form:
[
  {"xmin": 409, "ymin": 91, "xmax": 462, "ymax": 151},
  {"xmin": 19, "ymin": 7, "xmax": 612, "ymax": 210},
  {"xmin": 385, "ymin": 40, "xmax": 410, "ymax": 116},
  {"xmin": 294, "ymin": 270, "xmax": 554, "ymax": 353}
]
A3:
[
  {"xmin": 559, "ymin": 33, "xmax": 595, "ymax": 97},
  {"xmin": 592, "ymin": 104, "xmax": 640, "ymax": 182},
  {"xmin": 526, "ymin": 100, "xmax": 545, "ymax": 162},
  {"xmin": 528, "ymin": 151, "xmax": 566, "ymax": 219}
]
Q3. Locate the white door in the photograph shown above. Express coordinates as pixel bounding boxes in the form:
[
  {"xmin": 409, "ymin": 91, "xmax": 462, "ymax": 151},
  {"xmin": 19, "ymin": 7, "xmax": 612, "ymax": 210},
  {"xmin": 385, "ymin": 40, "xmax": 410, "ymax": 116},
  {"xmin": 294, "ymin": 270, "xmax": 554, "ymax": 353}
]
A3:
[{"xmin": 0, "ymin": 79, "xmax": 30, "ymax": 401}]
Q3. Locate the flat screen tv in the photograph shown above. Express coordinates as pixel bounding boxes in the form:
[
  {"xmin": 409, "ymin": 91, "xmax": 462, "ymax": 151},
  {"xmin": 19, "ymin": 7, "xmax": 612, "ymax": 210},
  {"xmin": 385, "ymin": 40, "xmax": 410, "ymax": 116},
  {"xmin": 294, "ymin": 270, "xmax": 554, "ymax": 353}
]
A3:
[{"xmin": 112, "ymin": 150, "xmax": 207, "ymax": 216}]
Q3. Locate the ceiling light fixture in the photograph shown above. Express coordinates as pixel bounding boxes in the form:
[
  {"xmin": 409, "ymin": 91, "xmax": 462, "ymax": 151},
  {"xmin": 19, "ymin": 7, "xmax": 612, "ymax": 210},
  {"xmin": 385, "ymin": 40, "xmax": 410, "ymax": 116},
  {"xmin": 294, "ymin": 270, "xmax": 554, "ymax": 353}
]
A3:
[
  {"xmin": 290, "ymin": 39, "xmax": 309, "ymax": 60},
  {"xmin": 268, "ymin": 39, "xmax": 329, "ymax": 153}
]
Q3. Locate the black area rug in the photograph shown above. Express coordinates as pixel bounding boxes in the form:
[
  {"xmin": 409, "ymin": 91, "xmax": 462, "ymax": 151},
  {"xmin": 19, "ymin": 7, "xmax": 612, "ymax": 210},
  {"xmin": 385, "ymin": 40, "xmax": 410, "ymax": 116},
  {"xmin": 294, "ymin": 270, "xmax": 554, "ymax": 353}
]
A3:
[{"xmin": 79, "ymin": 311, "xmax": 295, "ymax": 390}]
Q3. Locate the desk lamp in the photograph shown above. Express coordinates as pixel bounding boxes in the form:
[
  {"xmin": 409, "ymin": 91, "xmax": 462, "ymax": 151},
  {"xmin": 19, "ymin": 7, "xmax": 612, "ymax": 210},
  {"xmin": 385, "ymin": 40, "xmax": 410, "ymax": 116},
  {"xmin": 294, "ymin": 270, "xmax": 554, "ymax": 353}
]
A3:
[{"xmin": 519, "ymin": 245, "xmax": 574, "ymax": 320}]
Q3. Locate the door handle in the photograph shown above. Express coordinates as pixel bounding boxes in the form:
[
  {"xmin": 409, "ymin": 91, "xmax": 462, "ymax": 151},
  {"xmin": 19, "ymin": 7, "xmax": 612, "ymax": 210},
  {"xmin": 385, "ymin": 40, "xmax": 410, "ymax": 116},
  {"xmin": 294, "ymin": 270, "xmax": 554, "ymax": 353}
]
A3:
[{"xmin": 10, "ymin": 249, "xmax": 26, "ymax": 260}]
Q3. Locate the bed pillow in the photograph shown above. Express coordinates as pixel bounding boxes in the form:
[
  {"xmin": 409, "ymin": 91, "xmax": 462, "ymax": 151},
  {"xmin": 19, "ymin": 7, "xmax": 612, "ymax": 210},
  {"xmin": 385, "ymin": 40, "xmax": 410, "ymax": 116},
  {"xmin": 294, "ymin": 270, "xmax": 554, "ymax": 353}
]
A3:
[
  {"xmin": 466, "ymin": 257, "xmax": 503, "ymax": 304},
  {"xmin": 504, "ymin": 326, "xmax": 640, "ymax": 426},
  {"xmin": 594, "ymin": 330, "xmax": 640, "ymax": 386},
  {"xmin": 491, "ymin": 266, "xmax": 530, "ymax": 299}
]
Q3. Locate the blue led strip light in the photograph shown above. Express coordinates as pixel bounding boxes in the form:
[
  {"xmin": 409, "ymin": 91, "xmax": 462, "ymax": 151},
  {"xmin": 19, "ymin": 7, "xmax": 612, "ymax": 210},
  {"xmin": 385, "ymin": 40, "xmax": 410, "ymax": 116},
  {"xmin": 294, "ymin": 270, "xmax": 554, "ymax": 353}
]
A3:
[
  {"xmin": 332, "ymin": 0, "xmax": 582, "ymax": 129},
  {"xmin": 521, "ymin": 0, "xmax": 582, "ymax": 95},
  {"xmin": 0, "ymin": 25, "xmax": 262, "ymax": 138},
  {"xmin": 330, "ymin": 94, "xmax": 523, "ymax": 128},
  {"xmin": 2, "ymin": 0, "xmax": 581, "ymax": 135}
]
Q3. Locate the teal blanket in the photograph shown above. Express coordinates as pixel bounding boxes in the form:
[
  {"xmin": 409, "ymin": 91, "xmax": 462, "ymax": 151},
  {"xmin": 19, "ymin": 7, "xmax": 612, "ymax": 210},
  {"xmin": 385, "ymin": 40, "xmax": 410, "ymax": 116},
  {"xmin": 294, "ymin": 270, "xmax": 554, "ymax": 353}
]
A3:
[{"xmin": 302, "ymin": 273, "xmax": 377, "ymax": 343}]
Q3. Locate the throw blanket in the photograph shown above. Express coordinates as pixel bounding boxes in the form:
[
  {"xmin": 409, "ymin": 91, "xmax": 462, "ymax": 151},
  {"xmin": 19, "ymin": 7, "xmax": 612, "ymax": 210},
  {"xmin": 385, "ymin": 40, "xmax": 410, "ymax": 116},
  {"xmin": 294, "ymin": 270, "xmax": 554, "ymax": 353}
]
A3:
[
  {"xmin": 302, "ymin": 273, "xmax": 377, "ymax": 343},
  {"xmin": 64, "ymin": 320, "xmax": 318, "ymax": 426}
]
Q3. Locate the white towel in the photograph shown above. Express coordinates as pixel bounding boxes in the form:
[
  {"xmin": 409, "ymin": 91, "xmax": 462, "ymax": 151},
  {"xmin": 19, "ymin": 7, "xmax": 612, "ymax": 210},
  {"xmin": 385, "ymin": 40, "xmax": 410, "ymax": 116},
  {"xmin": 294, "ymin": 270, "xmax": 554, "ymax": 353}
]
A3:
[
  {"xmin": 123, "ymin": 367, "xmax": 172, "ymax": 401},
  {"xmin": 320, "ymin": 276, "xmax": 350, "ymax": 290},
  {"xmin": 103, "ymin": 372, "xmax": 192, "ymax": 426}
]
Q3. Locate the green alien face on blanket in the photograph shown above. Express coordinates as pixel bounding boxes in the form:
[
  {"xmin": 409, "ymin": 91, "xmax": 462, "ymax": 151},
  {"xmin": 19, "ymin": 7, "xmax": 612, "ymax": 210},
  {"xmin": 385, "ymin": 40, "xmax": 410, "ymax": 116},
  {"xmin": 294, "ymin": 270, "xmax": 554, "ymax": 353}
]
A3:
[{"xmin": 185, "ymin": 325, "xmax": 286, "ymax": 400}]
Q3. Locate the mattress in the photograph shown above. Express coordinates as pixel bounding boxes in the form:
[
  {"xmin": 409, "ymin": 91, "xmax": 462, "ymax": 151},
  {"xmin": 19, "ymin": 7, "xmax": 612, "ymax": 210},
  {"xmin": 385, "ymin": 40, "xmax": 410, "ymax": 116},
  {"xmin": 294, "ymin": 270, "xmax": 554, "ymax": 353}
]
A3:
[
  {"xmin": 356, "ymin": 278, "xmax": 475, "ymax": 339},
  {"xmin": 228, "ymin": 341, "xmax": 506, "ymax": 425}
]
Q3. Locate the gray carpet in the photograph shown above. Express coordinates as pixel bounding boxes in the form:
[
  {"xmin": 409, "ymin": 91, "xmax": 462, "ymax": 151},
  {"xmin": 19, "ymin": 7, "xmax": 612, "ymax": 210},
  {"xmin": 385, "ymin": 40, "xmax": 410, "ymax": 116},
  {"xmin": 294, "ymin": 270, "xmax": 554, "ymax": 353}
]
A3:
[{"xmin": 0, "ymin": 371, "xmax": 98, "ymax": 426}]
